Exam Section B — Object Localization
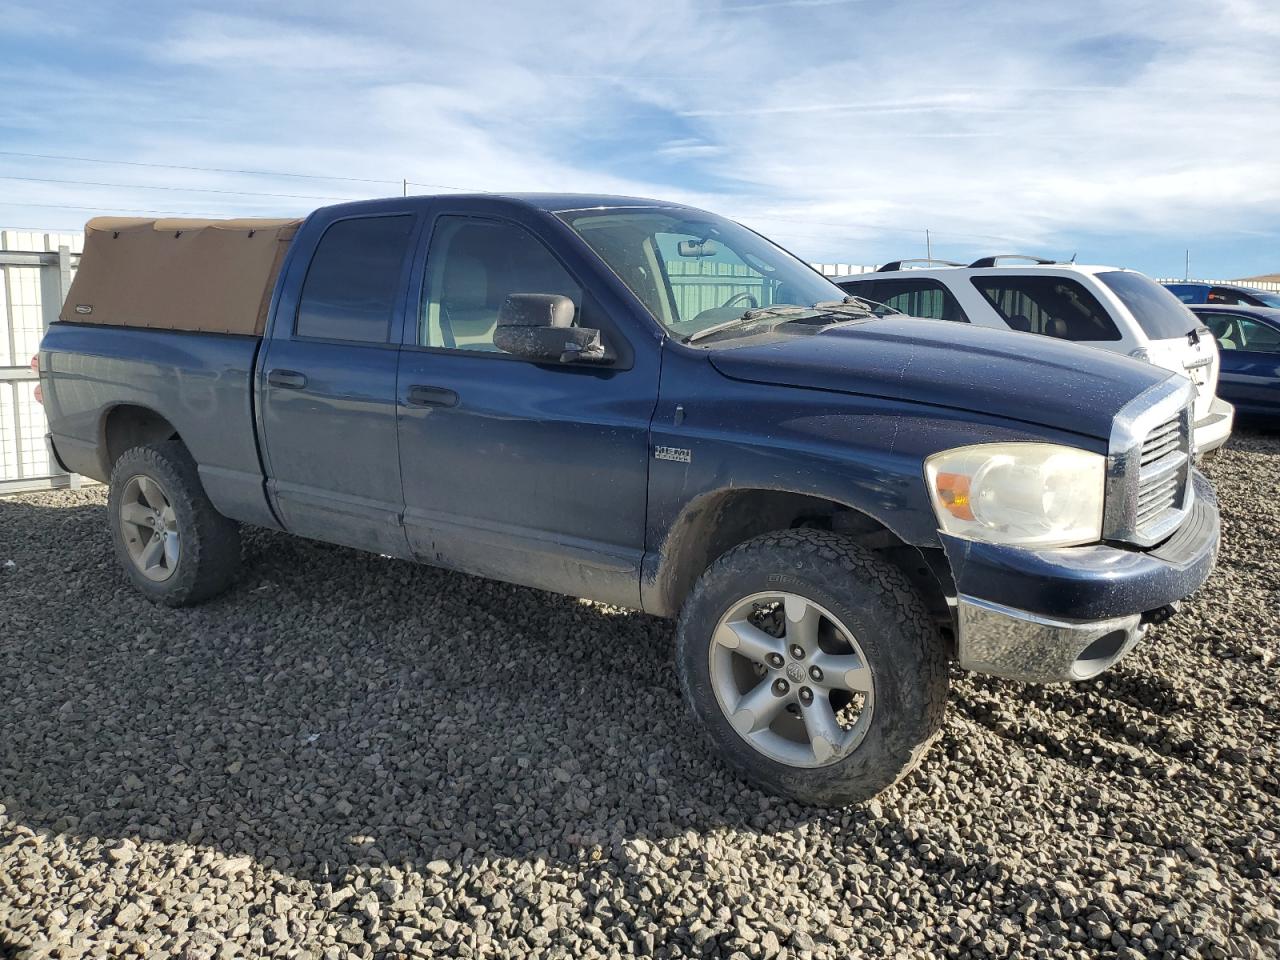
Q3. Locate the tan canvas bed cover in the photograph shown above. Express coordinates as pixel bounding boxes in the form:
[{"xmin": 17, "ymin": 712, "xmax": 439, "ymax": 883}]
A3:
[{"xmin": 59, "ymin": 216, "xmax": 303, "ymax": 336}]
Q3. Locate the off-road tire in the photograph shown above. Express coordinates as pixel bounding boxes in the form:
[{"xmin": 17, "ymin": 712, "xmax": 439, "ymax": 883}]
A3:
[
  {"xmin": 676, "ymin": 528, "xmax": 948, "ymax": 806},
  {"xmin": 108, "ymin": 440, "xmax": 241, "ymax": 606}
]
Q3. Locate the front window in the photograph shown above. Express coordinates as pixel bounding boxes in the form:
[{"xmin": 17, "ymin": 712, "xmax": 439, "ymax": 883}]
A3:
[
  {"xmin": 1250, "ymin": 290, "xmax": 1280, "ymax": 308},
  {"xmin": 1203, "ymin": 312, "xmax": 1280, "ymax": 353},
  {"xmin": 853, "ymin": 278, "xmax": 969, "ymax": 322},
  {"xmin": 1098, "ymin": 271, "xmax": 1197, "ymax": 340},
  {"xmin": 559, "ymin": 208, "xmax": 847, "ymax": 341},
  {"xmin": 419, "ymin": 217, "xmax": 582, "ymax": 351}
]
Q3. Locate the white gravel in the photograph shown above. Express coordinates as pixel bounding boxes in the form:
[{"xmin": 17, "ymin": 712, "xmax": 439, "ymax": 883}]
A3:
[{"xmin": 0, "ymin": 428, "xmax": 1277, "ymax": 960}]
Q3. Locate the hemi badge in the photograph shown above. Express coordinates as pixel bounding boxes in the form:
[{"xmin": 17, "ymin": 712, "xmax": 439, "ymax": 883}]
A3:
[
  {"xmin": 74, "ymin": 304, "xmax": 93, "ymax": 315},
  {"xmin": 654, "ymin": 445, "xmax": 691, "ymax": 463}
]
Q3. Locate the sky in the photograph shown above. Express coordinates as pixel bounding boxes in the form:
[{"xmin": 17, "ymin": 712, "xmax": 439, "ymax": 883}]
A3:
[{"xmin": 1, "ymin": 0, "xmax": 1277, "ymax": 279}]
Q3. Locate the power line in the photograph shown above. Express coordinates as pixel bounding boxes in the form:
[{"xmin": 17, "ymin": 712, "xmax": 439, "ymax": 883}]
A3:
[
  {"xmin": 0, "ymin": 150, "xmax": 405, "ymax": 186},
  {"xmin": 0, "ymin": 174, "xmax": 361, "ymax": 203},
  {"xmin": 0, "ymin": 200, "xmax": 238, "ymax": 216},
  {"xmin": 0, "ymin": 148, "xmax": 1026, "ymax": 245}
]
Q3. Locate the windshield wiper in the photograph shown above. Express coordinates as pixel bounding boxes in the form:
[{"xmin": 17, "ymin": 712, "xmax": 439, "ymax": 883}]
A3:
[
  {"xmin": 683, "ymin": 305, "xmax": 811, "ymax": 343},
  {"xmin": 683, "ymin": 297, "xmax": 897, "ymax": 344},
  {"xmin": 813, "ymin": 297, "xmax": 902, "ymax": 316}
]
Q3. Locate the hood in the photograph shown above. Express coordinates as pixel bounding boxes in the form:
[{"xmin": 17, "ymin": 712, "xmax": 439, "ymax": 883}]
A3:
[{"xmin": 707, "ymin": 317, "xmax": 1172, "ymax": 440}]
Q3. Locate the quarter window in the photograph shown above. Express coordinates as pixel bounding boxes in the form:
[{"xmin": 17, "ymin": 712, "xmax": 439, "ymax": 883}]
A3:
[
  {"xmin": 420, "ymin": 217, "xmax": 582, "ymax": 351},
  {"xmin": 295, "ymin": 215, "xmax": 414, "ymax": 342},
  {"xmin": 971, "ymin": 276, "xmax": 1121, "ymax": 341}
]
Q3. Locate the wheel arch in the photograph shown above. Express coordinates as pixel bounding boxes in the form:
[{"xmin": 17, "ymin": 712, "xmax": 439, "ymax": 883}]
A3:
[
  {"xmin": 642, "ymin": 487, "xmax": 952, "ymax": 627},
  {"xmin": 100, "ymin": 404, "xmax": 183, "ymax": 476}
]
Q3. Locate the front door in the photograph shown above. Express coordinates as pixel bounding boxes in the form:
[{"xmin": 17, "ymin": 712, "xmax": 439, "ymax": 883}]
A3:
[
  {"xmin": 395, "ymin": 213, "xmax": 658, "ymax": 607},
  {"xmin": 258, "ymin": 211, "xmax": 418, "ymax": 556}
]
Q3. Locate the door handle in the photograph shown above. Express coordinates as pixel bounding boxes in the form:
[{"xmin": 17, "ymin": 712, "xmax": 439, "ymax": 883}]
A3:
[
  {"xmin": 267, "ymin": 369, "xmax": 308, "ymax": 390},
  {"xmin": 406, "ymin": 385, "xmax": 459, "ymax": 407}
]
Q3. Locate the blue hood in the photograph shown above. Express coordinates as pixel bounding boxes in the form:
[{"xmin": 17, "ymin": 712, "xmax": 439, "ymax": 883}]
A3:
[{"xmin": 707, "ymin": 317, "xmax": 1172, "ymax": 440}]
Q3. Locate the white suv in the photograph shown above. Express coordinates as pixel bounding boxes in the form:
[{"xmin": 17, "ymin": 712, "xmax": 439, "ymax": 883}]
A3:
[{"xmin": 836, "ymin": 257, "xmax": 1234, "ymax": 453}]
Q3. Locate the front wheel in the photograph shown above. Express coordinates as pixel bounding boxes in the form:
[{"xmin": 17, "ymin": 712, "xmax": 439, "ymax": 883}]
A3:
[{"xmin": 675, "ymin": 529, "xmax": 948, "ymax": 806}]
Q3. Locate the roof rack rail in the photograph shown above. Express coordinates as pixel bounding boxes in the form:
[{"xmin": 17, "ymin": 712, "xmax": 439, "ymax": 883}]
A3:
[
  {"xmin": 876, "ymin": 258, "xmax": 965, "ymax": 272},
  {"xmin": 967, "ymin": 254, "xmax": 1057, "ymax": 268}
]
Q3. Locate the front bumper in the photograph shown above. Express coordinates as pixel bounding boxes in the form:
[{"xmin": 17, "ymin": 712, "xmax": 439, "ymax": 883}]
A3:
[
  {"xmin": 945, "ymin": 470, "xmax": 1219, "ymax": 682},
  {"xmin": 1193, "ymin": 397, "xmax": 1233, "ymax": 454}
]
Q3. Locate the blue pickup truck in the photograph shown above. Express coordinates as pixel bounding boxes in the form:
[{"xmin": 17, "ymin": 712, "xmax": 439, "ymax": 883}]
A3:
[{"xmin": 39, "ymin": 194, "xmax": 1220, "ymax": 805}]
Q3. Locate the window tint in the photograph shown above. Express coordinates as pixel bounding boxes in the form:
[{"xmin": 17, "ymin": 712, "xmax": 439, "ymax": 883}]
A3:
[
  {"xmin": 864, "ymin": 278, "xmax": 969, "ymax": 322},
  {"xmin": 971, "ymin": 275, "xmax": 1120, "ymax": 341},
  {"xmin": 1207, "ymin": 313, "xmax": 1280, "ymax": 353},
  {"xmin": 1098, "ymin": 271, "xmax": 1195, "ymax": 340},
  {"xmin": 295, "ymin": 215, "xmax": 414, "ymax": 342},
  {"xmin": 420, "ymin": 217, "xmax": 581, "ymax": 351},
  {"xmin": 1207, "ymin": 287, "xmax": 1248, "ymax": 305}
]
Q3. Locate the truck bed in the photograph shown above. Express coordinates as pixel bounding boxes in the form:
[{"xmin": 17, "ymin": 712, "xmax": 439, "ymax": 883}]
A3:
[{"xmin": 40, "ymin": 322, "xmax": 279, "ymax": 530}]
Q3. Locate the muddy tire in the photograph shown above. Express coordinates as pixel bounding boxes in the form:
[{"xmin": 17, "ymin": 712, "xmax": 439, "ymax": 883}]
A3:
[
  {"xmin": 676, "ymin": 528, "xmax": 948, "ymax": 806},
  {"xmin": 108, "ymin": 440, "xmax": 241, "ymax": 606}
]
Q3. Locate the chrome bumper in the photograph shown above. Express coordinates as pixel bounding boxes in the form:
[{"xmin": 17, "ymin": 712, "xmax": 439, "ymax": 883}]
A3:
[{"xmin": 956, "ymin": 595, "xmax": 1148, "ymax": 683}]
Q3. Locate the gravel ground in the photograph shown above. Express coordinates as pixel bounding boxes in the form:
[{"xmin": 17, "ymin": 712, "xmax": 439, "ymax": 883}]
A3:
[{"xmin": 1, "ymin": 428, "xmax": 1277, "ymax": 960}]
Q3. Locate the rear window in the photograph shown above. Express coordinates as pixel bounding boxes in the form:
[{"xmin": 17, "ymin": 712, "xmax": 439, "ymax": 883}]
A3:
[
  {"xmin": 1098, "ymin": 271, "xmax": 1196, "ymax": 340},
  {"xmin": 296, "ymin": 214, "xmax": 415, "ymax": 342},
  {"xmin": 970, "ymin": 275, "xmax": 1121, "ymax": 341}
]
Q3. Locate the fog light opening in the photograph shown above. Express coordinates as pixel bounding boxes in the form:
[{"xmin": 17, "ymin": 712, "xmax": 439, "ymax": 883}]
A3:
[{"xmin": 1072, "ymin": 629, "xmax": 1130, "ymax": 678}]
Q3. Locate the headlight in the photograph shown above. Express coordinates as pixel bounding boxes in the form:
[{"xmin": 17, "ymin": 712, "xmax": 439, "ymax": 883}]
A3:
[{"xmin": 924, "ymin": 443, "xmax": 1105, "ymax": 547}]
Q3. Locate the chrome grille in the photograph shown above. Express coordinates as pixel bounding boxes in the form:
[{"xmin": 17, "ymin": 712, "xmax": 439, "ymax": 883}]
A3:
[
  {"xmin": 1103, "ymin": 377, "xmax": 1196, "ymax": 548},
  {"xmin": 1134, "ymin": 413, "xmax": 1189, "ymax": 539}
]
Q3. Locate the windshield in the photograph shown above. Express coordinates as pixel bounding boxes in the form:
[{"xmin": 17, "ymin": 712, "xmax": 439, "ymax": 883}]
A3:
[
  {"xmin": 1253, "ymin": 290, "xmax": 1280, "ymax": 308},
  {"xmin": 1097, "ymin": 270, "xmax": 1197, "ymax": 340},
  {"xmin": 558, "ymin": 207, "xmax": 847, "ymax": 341}
]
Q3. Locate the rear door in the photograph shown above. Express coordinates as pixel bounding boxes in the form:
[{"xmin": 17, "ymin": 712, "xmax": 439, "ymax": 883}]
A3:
[
  {"xmin": 258, "ymin": 211, "xmax": 419, "ymax": 556},
  {"xmin": 394, "ymin": 208, "xmax": 659, "ymax": 608}
]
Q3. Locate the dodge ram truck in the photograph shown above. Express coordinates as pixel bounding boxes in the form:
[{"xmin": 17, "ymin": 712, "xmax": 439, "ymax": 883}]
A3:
[{"xmin": 39, "ymin": 195, "xmax": 1220, "ymax": 805}]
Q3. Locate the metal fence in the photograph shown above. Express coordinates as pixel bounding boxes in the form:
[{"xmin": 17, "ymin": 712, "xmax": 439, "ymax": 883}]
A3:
[
  {"xmin": 1155, "ymin": 277, "xmax": 1280, "ymax": 292},
  {"xmin": 1, "ymin": 230, "xmax": 81, "ymax": 494}
]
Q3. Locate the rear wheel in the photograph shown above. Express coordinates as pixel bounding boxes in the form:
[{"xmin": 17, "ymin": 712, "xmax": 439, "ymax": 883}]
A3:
[
  {"xmin": 108, "ymin": 440, "xmax": 241, "ymax": 606},
  {"xmin": 675, "ymin": 529, "xmax": 948, "ymax": 806}
]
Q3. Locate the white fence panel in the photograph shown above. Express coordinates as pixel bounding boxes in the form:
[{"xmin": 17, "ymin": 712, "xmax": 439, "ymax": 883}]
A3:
[{"xmin": 1, "ymin": 230, "xmax": 81, "ymax": 495}]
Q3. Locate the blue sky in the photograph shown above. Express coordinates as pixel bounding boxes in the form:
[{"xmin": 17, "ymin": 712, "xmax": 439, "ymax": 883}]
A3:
[{"xmin": 1, "ymin": 0, "xmax": 1277, "ymax": 278}]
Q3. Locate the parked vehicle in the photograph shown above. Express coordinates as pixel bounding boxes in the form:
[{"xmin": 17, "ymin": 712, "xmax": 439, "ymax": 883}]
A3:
[
  {"xmin": 1165, "ymin": 281, "xmax": 1280, "ymax": 309},
  {"xmin": 836, "ymin": 258, "xmax": 1234, "ymax": 454},
  {"xmin": 40, "ymin": 196, "xmax": 1220, "ymax": 805},
  {"xmin": 1190, "ymin": 304, "xmax": 1280, "ymax": 419}
]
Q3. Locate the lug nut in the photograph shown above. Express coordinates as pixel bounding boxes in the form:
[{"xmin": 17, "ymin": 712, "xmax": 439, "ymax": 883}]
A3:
[
  {"xmin": 766, "ymin": 653, "xmax": 784, "ymax": 669},
  {"xmin": 789, "ymin": 644, "xmax": 805, "ymax": 660},
  {"xmin": 799, "ymin": 686, "xmax": 814, "ymax": 705},
  {"xmin": 772, "ymin": 678, "xmax": 790, "ymax": 696},
  {"xmin": 809, "ymin": 665, "xmax": 824, "ymax": 682}
]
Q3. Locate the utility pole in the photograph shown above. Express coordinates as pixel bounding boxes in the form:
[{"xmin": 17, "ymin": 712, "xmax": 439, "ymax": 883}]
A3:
[
  {"xmin": 926, "ymin": 229, "xmax": 931, "ymax": 261},
  {"xmin": 1184, "ymin": 249, "xmax": 1190, "ymax": 280},
  {"xmin": 403, "ymin": 178, "xmax": 408, "ymax": 197}
]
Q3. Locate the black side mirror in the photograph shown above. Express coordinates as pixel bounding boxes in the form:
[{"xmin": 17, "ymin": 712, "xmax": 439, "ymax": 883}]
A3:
[{"xmin": 493, "ymin": 294, "xmax": 607, "ymax": 363}]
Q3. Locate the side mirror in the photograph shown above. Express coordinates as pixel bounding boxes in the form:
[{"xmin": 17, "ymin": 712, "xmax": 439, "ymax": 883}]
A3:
[{"xmin": 493, "ymin": 293, "xmax": 608, "ymax": 363}]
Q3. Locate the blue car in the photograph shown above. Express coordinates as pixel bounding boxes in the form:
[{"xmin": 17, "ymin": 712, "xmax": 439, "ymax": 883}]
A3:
[
  {"xmin": 1191, "ymin": 304, "xmax": 1280, "ymax": 419},
  {"xmin": 1165, "ymin": 281, "xmax": 1280, "ymax": 308}
]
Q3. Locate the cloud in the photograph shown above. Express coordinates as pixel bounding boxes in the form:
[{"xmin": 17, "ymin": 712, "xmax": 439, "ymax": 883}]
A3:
[{"xmin": 0, "ymin": 0, "xmax": 1277, "ymax": 275}]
